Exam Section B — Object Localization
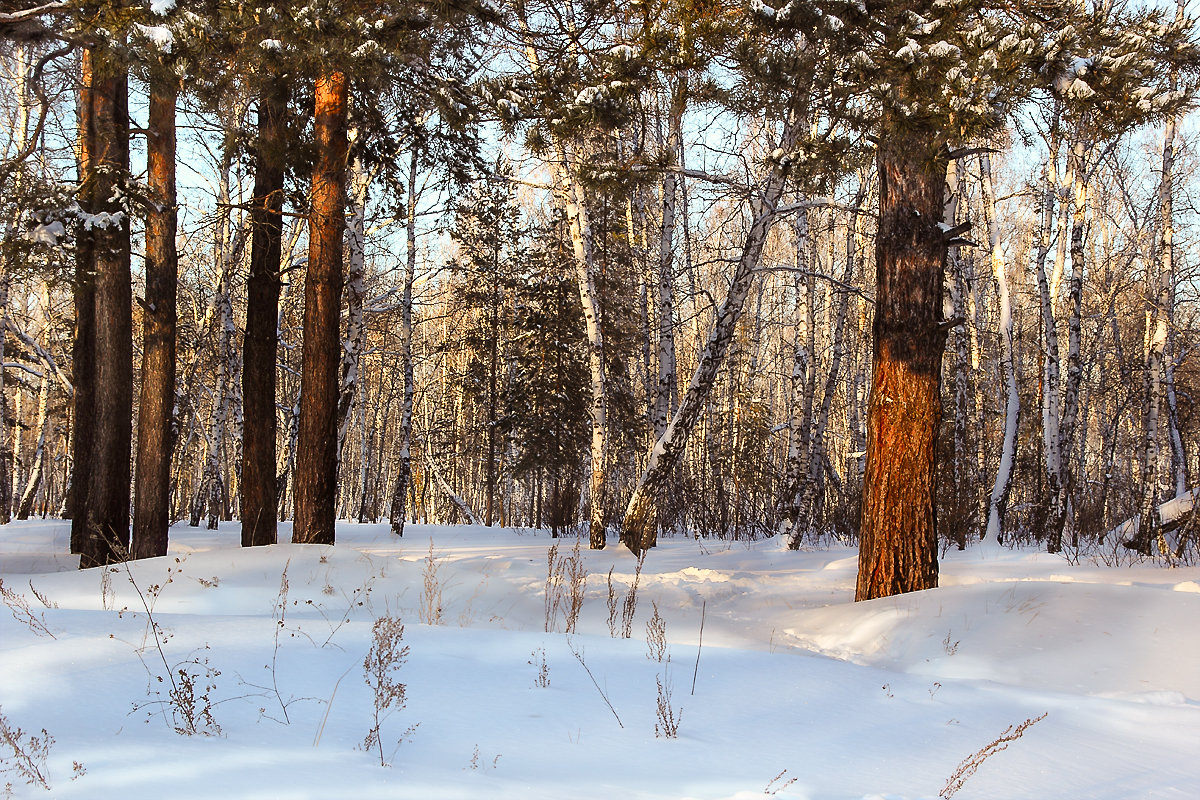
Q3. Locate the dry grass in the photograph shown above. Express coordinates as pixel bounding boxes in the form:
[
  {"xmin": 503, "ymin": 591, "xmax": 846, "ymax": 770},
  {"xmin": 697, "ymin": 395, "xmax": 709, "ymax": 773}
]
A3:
[{"xmin": 940, "ymin": 712, "xmax": 1048, "ymax": 799}]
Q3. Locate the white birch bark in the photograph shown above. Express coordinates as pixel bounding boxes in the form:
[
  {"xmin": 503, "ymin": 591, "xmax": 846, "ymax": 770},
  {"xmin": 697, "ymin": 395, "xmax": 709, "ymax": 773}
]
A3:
[
  {"xmin": 621, "ymin": 119, "xmax": 800, "ymax": 551},
  {"xmin": 775, "ymin": 204, "xmax": 813, "ymax": 542},
  {"xmin": 337, "ymin": 140, "xmax": 370, "ymax": 460},
  {"xmin": 389, "ymin": 149, "xmax": 419, "ymax": 537},
  {"xmin": 980, "ymin": 151, "xmax": 1018, "ymax": 543},
  {"xmin": 1056, "ymin": 135, "xmax": 1087, "ymax": 551},
  {"xmin": 1138, "ymin": 59, "xmax": 1180, "ymax": 553}
]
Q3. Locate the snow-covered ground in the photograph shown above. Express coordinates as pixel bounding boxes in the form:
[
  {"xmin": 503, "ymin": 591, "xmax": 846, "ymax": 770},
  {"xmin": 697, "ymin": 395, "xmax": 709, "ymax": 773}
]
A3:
[{"xmin": 2, "ymin": 519, "xmax": 1198, "ymax": 799}]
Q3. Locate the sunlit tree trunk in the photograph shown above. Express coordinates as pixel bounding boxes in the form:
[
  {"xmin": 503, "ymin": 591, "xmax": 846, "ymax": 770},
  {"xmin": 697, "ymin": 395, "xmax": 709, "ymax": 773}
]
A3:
[
  {"xmin": 856, "ymin": 118, "xmax": 948, "ymax": 601},
  {"xmin": 293, "ymin": 69, "xmax": 347, "ymax": 545},
  {"xmin": 132, "ymin": 72, "xmax": 177, "ymax": 559}
]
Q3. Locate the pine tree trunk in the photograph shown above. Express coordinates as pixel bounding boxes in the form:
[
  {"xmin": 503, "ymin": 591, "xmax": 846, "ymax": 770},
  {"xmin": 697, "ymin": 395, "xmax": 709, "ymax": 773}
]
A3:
[
  {"xmin": 131, "ymin": 74, "xmax": 177, "ymax": 559},
  {"xmin": 855, "ymin": 120, "xmax": 947, "ymax": 602},
  {"xmin": 80, "ymin": 55, "xmax": 132, "ymax": 568},
  {"xmin": 241, "ymin": 79, "xmax": 288, "ymax": 547},
  {"xmin": 293, "ymin": 69, "xmax": 347, "ymax": 545},
  {"xmin": 69, "ymin": 49, "xmax": 96, "ymax": 555}
]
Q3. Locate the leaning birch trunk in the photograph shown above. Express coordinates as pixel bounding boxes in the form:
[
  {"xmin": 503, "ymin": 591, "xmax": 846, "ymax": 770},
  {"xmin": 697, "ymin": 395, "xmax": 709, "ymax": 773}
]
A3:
[
  {"xmin": 389, "ymin": 149, "xmax": 419, "ymax": 538},
  {"xmin": 1136, "ymin": 84, "xmax": 1178, "ymax": 554},
  {"xmin": 774, "ymin": 204, "xmax": 813, "ymax": 543},
  {"xmin": 980, "ymin": 151, "xmax": 1018, "ymax": 544},
  {"xmin": 621, "ymin": 121, "xmax": 798, "ymax": 554}
]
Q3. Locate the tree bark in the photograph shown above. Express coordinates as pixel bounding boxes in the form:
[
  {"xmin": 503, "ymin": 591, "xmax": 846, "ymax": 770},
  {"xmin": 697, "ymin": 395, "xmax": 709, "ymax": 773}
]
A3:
[
  {"xmin": 621, "ymin": 120, "xmax": 797, "ymax": 554},
  {"xmin": 79, "ymin": 54, "xmax": 132, "ymax": 568},
  {"xmin": 855, "ymin": 119, "xmax": 947, "ymax": 602},
  {"xmin": 293, "ymin": 69, "xmax": 347, "ymax": 545},
  {"xmin": 980, "ymin": 151, "xmax": 1018, "ymax": 544},
  {"xmin": 69, "ymin": 48, "xmax": 96, "ymax": 556},
  {"xmin": 131, "ymin": 73, "xmax": 177, "ymax": 560},
  {"xmin": 389, "ymin": 149, "xmax": 419, "ymax": 537},
  {"xmin": 241, "ymin": 79, "xmax": 288, "ymax": 547}
]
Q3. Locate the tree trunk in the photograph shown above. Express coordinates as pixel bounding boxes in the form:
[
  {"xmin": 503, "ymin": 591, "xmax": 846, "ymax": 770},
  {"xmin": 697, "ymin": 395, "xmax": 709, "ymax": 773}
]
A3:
[
  {"xmin": 131, "ymin": 73, "xmax": 177, "ymax": 560},
  {"xmin": 1055, "ymin": 136, "xmax": 1086, "ymax": 551},
  {"xmin": 1136, "ymin": 77, "xmax": 1179, "ymax": 555},
  {"xmin": 80, "ymin": 55, "xmax": 132, "ymax": 568},
  {"xmin": 337, "ymin": 142, "xmax": 369, "ymax": 460},
  {"xmin": 293, "ymin": 69, "xmax": 347, "ymax": 545},
  {"xmin": 621, "ymin": 120, "xmax": 797, "ymax": 553},
  {"xmin": 69, "ymin": 49, "xmax": 96, "ymax": 555},
  {"xmin": 775, "ymin": 205, "xmax": 814, "ymax": 542},
  {"xmin": 389, "ymin": 149, "xmax": 419, "ymax": 538},
  {"xmin": 16, "ymin": 374, "xmax": 50, "ymax": 521},
  {"xmin": 241, "ymin": 79, "xmax": 288, "ymax": 547},
  {"xmin": 980, "ymin": 151, "xmax": 1018, "ymax": 544},
  {"xmin": 855, "ymin": 120, "xmax": 947, "ymax": 602}
]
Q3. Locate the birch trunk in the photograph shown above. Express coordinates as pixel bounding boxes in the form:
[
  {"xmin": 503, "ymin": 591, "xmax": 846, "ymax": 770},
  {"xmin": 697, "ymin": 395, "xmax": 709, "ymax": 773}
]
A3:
[
  {"xmin": 1136, "ymin": 79, "xmax": 1179, "ymax": 554},
  {"xmin": 621, "ymin": 120, "xmax": 798, "ymax": 553},
  {"xmin": 389, "ymin": 149, "xmax": 419, "ymax": 537},
  {"xmin": 980, "ymin": 151, "xmax": 1018, "ymax": 543},
  {"xmin": 1033, "ymin": 114, "xmax": 1067, "ymax": 551},
  {"xmin": 337, "ymin": 141, "xmax": 369, "ymax": 460},
  {"xmin": 775, "ymin": 204, "xmax": 814, "ymax": 543},
  {"xmin": 16, "ymin": 374, "xmax": 49, "ymax": 521},
  {"xmin": 1055, "ymin": 136, "xmax": 1087, "ymax": 552}
]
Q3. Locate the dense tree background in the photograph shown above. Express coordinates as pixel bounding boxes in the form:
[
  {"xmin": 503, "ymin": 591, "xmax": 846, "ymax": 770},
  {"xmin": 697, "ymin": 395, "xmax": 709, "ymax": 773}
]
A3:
[{"xmin": 1, "ymin": 0, "xmax": 1198, "ymax": 595}]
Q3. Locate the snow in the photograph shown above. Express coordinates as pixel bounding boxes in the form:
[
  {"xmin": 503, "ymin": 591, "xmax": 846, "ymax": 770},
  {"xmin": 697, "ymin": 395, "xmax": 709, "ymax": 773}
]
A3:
[
  {"xmin": 3, "ymin": 521, "xmax": 1200, "ymax": 799},
  {"xmin": 134, "ymin": 24, "xmax": 175, "ymax": 52},
  {"xmin": 150, "ymin": 0, "xmax": 175, "ymax": 15}
]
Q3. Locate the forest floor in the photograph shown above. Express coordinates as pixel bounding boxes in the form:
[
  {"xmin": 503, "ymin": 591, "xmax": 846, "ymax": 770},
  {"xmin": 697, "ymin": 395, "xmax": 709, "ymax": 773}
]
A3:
[{"xmin": 1, "ymin": 519, "xmax": 1198, "ymax": 799}]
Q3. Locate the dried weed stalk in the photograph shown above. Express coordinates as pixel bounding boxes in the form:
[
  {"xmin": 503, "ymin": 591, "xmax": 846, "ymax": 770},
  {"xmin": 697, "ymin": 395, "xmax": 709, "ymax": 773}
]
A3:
[
  {"xmin": 420, "ymin": 541, "xmax": 443, "ymax": 626},
  {"xmin": 620, "ymin": 553, "xmax": 646, "ymax": 639},
  {"xmin": 529, "ymin": 647, "xmax": 550, "ymax": 688},
  {"xmin": 940, "ymin": 712, "xmax": 1047, "ymax": 799},
  {"xmin": 0, "ymin": 578, "xmax": 54, "ymax": 639},
  {"xmin": 544, "ymin": 540, "xmax": 586, "ymax": 633},
  {"xmin": 0, "ymin": 706, "xmax": 55, "ymax": 791},
  {"xmin": 362, "ymin": 616, "xmax": 416, "ymax": 766},
  {"xmin": 654, "ymin": 669, "xmax": 682, "ymax": 739},
  {"xmin": 646, "ymin": 602, "xmax": 667, "ymax": 662},
  {"xmin": 121, "ymin": 555, "xmax": 223, "ymax": 736},
  {"xmin": 566, "ymin": 636, "xmax": 623, "ymax": 728}
]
